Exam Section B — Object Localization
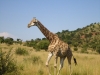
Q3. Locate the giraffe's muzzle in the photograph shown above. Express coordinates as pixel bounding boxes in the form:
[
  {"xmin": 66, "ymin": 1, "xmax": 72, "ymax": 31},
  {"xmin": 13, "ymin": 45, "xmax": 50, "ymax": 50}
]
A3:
[{"xmin": 28, "ymin": 24, "xmax": 30, "ymax": 28}]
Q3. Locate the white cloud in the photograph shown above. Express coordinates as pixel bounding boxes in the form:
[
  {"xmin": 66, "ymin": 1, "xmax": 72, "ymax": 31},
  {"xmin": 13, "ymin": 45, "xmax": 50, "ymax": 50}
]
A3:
[{"xmin": 0, "ymin": 32, "xmax": 16, "ymax": 39}]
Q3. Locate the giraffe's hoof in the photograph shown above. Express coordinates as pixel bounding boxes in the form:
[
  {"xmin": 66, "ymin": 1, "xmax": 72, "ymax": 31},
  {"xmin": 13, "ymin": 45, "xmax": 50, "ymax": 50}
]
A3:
[
  {"xmin": 46, "ymin": 64, "xmax": 48, "ymax": 67},
  {"xmin": 46, "ymin": 63, "xmax": 48, "ymax": 67},
  {"xmin": 54, "ymin": 65, "xmax": 57, "ymax": 68}
]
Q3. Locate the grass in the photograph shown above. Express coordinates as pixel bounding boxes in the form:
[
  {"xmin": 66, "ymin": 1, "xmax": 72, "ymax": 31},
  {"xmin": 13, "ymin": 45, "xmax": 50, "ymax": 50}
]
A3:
[{"xmin": 0, "ymin": 44, "xmax": 100, "ymax": 75}]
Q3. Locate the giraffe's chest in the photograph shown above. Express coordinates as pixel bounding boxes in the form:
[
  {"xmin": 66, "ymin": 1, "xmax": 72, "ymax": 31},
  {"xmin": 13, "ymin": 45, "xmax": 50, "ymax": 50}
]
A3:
[{"xmin": 48, "ymin": 40, "xmax": 59, "ymax": 48}]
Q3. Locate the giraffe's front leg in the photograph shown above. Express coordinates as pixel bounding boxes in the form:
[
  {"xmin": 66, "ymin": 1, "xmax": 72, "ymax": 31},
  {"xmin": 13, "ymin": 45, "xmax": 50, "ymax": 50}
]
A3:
[
  {"xmin": 46, "ymin": 52, "xmax": 53, "ymax": 66},
  {"xmin": 54, "ymin": 56, "xmax": 58, "ymax": 67},
  {"xmin": 46, "ymin": 52, "xmax": 53, "ymax": 75}
]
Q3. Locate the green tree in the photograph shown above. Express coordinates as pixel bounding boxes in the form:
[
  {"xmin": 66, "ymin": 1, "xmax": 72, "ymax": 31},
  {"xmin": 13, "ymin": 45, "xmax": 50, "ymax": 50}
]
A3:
[
  {"xmin": 16, "ymin": 38, "xmax": 22, "ymax": 45},
  {"xmin": 37, "ymin": 40, "xmax": 49, "ymax": 51},
  {"xmin": 4, "ymin": 37, "xmax": 14, "ymax": 45},
  {"xmin": 0, "ymin": 36, "xmax": 4, "ymax": 43},
  {"xmin": 74, "ymin": 47, "xmax": 78, "ymax": 51},
  {"xmin": 96, "ymin": 45, "xmax": 100, "ymax": 54}
]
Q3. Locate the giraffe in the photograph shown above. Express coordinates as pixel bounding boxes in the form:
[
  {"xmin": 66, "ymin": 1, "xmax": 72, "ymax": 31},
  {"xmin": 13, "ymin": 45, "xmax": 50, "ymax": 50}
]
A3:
[{"xmin": 27, "ymin": 17, "xmax": 77, "ymax": 75}]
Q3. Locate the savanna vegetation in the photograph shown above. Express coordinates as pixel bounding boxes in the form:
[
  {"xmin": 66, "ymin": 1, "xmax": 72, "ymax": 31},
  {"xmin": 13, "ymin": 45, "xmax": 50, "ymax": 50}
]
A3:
[
  {"xmin": 0, "ymin": 22, "xmax": 100, "ymax": 54},
  {"xmin": 0, "ymin": 22, "xmax": 100, "ymax": 75},
  {"xmin": 0, "ymin": 44, "xmax": 100, "ymax": 75}
]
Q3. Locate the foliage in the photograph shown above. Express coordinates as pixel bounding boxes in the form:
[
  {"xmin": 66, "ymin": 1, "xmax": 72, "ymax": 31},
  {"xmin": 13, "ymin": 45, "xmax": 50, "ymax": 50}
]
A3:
[
  {"xmin": 0, "ymin": 36, "xmax": 4, "ymax": 43},
  {"xmin": 4, "ymin": 37, "xmax": 14, "ymax": 45},
  {"xmin": 37, "ymin": 40, "xmax": 49, "ymax": 51},
  {"xmin": 1, "ymin": 22, "xmax": 100, "ymax": 54},
  {"xmin": 15, "ymin": 39, "xmax": 22, "ymax": 45},
  {"xmin": 56, "ymin": 22, "xmax": 100, "ymax": 54},
  {"xmin": 37, "ymin": 69, "xmax": 44, "ymax": 75},
  {"xmin": 0, "ymin": 48, "xmax": 18, "ymax": 75},
  {"xmin": 81, "ymin": 47, "xmax": 88, "ymax": 53},
  {"xmin": 24, "ymin": 39, "xmax": 49, "ymax": 51},
  {"xmin": 0, "ymin": 37, "xmax": 22, "ymax": 45},
  {"xmin": 15, "ymin": 47, "xmax": 29, "ymax": 55},
  {"xmin": 96, "ymin": 45, "xmax": 100, "ymax": 54},
  {"xmin": 74, "ymin": 47, "xmax": 78, "ymax": 51},
  {"xmin": 31, "ymin": 56, "xmax": 43, "ymax": 64},
  {"xmin": 16, "ymin": 22, "xmax": 100, "ymax": 54}
]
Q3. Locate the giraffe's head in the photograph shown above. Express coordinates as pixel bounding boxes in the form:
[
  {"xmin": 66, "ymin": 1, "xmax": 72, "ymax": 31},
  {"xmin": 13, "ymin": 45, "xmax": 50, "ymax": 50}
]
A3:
[{"xmin": 28, "ymin": 17, "xmax": 38, "ymax": 28}]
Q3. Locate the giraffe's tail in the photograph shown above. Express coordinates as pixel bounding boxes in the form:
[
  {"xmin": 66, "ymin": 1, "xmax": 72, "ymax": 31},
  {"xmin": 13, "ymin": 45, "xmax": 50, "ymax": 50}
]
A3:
[{"xmin": 73, "ymin": 56, "xmax": 77, "ymax": 65}]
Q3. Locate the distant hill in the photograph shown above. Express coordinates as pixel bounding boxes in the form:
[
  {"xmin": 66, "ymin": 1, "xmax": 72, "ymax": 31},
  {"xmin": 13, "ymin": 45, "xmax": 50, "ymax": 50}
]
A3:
[
  {"xmin": 56, "ymin": 22, "xmax": 100, "ymax": 53},
  {"xmin": 0, "ymin": 22, "xmax": 100, "ymax": 54}
]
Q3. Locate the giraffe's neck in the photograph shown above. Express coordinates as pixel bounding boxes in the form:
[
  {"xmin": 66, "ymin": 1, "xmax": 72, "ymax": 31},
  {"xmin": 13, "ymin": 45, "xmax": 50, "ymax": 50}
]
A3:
[{"xmin": 37, "ymin": 21, "xmax": 56, "ymax": 42}]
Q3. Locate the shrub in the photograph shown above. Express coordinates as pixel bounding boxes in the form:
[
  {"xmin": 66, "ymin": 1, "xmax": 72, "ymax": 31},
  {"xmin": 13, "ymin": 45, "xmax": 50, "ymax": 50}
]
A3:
[
  {"xmin": 31, "ymin": 56, "xmax": 42, "ymax": 64},
  {"xmin": 73, "ymin": 42, "xmax": 79, "ymax": 47},
  {"xmin": 81, "ymin": 47, "xmax": 88, "ymax": 53},
  {"xmin": 37, "ymin": 69, "xmax": 44, "ymax": 75},
  {"xmin": 0, "ymin": 48, "xmax": 18, "ymax": 75},
  {"xmin": 15, "ymin": 47, "xmax": 29, "ymax": 55},
  {"xmin": 0, "ymin": 36, "xmax": 4, "ymax": 43},
  {"xmin": 37, "ymin": 40, "xmax": 49, "ymax": 51},
  {"xmin": 4, "ymin": 37, "xmax": 14, "ymax": 45},
  {"xmin": 74, "ymin": 47, "xmax": 78, "ymax": 51},
  {"xmin": 96, "ymin": 45, "xmax": 100, "ymax": 54},
  {"xmin": 96, "ymin": 49, "xmax": 100, "ymax": 54}
]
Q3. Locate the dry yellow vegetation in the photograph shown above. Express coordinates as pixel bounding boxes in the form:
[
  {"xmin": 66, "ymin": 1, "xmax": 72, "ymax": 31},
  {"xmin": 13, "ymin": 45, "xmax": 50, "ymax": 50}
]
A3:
[{"xmin": 0, "ymin": 44, "xmax": 100, "ymax": 75}]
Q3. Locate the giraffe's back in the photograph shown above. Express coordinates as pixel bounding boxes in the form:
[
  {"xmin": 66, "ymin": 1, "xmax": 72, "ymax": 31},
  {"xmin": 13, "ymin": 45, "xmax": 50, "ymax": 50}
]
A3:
[{"xmin": 48, "ymin": 39, "xmax": 73, "ymax": 58}]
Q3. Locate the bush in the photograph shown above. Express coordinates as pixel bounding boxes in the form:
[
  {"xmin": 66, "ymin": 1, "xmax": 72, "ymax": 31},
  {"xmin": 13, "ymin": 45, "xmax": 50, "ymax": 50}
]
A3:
[
  {"xmin": 37, "ymin": 69, "xmax": 44, "ymax": 75},
  {"xmin": 96, "ymin": 49, "xmax": 100, "ymax": 54},
  {"xmin": 74, "ymin": 47, "xmax": 78, "ymax": 51},
  {"xmin": 81, "ymin": 47, "xmax": 88, "ymax": 53},
  {"xmin": 15, "ymin": 47, "xmax": 29, "ymax": 55},
  {"xmin": 96, "ymin": 45, "xmax": 100, "ymax": 54},
  {"xmin": 37, "ymin": 40, "xmax": 49, "ymax": 51},
  {"xmin": 0, "ymin": 37, "xmax": 4, "ymax": 43},
  {"xmin": 4, "ymin": 37, "xmax": 14, "ymax": 45},
  {"xmin": 0, "ymin": 48, "xmax": 18, "ymax": 75}
]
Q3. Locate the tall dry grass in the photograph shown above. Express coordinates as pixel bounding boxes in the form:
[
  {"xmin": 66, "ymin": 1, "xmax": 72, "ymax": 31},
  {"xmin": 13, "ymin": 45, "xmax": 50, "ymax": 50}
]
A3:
[{"xmin": 0, "ymin": 44, "xmax": 100, "ymax": 75}]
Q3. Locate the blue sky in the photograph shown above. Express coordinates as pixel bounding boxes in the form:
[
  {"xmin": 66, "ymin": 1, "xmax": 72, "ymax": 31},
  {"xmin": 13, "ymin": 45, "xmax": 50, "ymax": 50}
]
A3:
[{"xmin": 0, "ymin": 0, "xmax": 100, "ymax": 41}]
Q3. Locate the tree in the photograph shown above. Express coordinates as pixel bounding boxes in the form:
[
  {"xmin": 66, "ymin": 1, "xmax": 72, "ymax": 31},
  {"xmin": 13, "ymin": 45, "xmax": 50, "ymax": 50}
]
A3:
[
  {"xmin": 4, "ymin": 37, "xmax": 13, "ymax": 45},
  {"xmin": 96, "ymin": 45, "xmax": 100, "ymax": 54},
  {"xmin": 42, "ymin": 38, "xmax": 47, "ymax": 40},
  {"xmin": 0, "ymin": 36, "xmax": 4, "ymax": 43},
  {"xmin": 37, "ymin": 40, "xmax": 49, "ymax": 51},
  {"xmin": 73, "ymin": 42, "xmax": 79, "ymax": 47},
  {"xmin": 16, "ymin": 38, "xmax": 22, "ymax": 45},
  {"xmin": 74, "ymin": 47, "xmax": 78, "ymax": 51}
]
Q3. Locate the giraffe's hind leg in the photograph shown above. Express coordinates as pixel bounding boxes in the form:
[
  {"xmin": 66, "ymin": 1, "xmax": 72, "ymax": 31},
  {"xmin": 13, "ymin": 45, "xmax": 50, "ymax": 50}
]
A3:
[
  {"xmin": 57, "ymin": 57, "xmax": 65, "ymax": 75},
  {"xmin": 67, "ymin": 56, "xmax": 72, "ymax": 75}
]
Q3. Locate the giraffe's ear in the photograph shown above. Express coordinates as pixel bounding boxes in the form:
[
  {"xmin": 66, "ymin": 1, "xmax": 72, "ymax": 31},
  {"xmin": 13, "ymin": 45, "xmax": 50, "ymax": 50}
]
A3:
[
  {"xmin": 35, "ymin": 19, "xmax": 37, "ymax": 22},
  {"xmin": 33, "ymin": 17, "xmax": 37, "ymax": 21}
]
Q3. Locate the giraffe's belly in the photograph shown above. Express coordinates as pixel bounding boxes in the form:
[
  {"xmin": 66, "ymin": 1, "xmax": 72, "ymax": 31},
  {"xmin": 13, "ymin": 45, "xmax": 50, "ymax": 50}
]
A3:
[{"xmin": 56, "ymin": 49, "xmax": 72, "ymax": 57}]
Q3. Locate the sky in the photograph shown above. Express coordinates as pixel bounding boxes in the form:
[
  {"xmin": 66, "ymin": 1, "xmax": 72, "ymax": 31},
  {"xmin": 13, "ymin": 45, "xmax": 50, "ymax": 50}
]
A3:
[{"xmin": 0, "ymin": 0, "xmax": 100, "ymax": 41}]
